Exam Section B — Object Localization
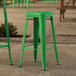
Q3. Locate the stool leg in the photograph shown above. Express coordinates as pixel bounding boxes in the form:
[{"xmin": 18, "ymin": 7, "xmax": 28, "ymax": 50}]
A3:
[
  {"xmin": 31, "ymin": 0, "xmax": 33, "ymax": 8},
  {"xmin": 7, "ymin": 33, "xmax": 12, "ymax": 65},
  {"xmin": 27, "ymin": 0, "xmax": 30, "ymax": 8},
  {"xmin": 23, "ymin": 0, "xmax": 26, "ymax": 7},
  {"xmin": 6, "ymin": 22, "xmax": 12, "ymax": 65},
  {"xmin": 33, "ymin": 17, "xmax": 39, "ymax": 62},
  {"xmin": 19, "ymin": 16, "xmax": 28, "ymax": 67},
  {"xmin": 50, "ymin": 16, "xmax": 59, "ymax": 65},
  {"xmin": 3, "ymin": 0, "xmax": 12, "ymax": 65},
  {"xmin": 45, "ymin": 0, "xmax": 47, "ymax": 4},
  {"xmin": 20, "ymin": 0, "xmax": 22, "ymax": 7},
  {"xmin": 17, "ymin": 0, "xmax": 19, "ymax": 7},
  {"xmin": 56, "ymin": 0, "xmax": 58, "ymax": 4},
  {"xmin": 39, "ymin": 16, "xmax": 46, "ymax": 71},
  {"xmin": 13, "ymin": 0, "xmax": 16, "ymax": 8}
]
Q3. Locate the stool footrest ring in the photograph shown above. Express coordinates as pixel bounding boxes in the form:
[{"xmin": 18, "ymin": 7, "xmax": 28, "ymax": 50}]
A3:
[
  {"xmin": 0, "ymin": 42, "xmax": 8, "ymax": 47},
  {"xmin": 24, "ymin": 43, "xmax": 55, "ymax": 51}
]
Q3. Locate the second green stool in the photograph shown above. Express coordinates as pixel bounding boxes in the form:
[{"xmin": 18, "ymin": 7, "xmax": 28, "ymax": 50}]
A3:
[
  {"xmin": 19, "ymin": 11, "xmax": 59, "ymax": 70},
  {"xmin": 13, "ymin": 0, "xmax": 33, "ymax": 8},
  {"xmin": 1, "ymin": 0, "xmax": 12, "ymax": 65}
]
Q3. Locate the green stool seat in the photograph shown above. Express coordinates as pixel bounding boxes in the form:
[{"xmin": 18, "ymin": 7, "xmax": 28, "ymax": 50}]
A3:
[
  {"xmin": 1, "ymin": 0, "xmax": 12, "ymax": 64},
  {"xmin": 19, "ymin": 11, "xmax": 59, "ymax": 70}
]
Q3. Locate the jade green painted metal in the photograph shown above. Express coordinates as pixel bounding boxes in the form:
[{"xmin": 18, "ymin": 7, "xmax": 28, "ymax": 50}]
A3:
[
  {"xmin": 10, "ymin": 0, "xmax": 12, "ymax": 4},
  {"xmin": 33, "ymin": 17, "xmax": 39, "ymax": 62},
  {"xmin": 19, "ymin": 11, "xmax": 59, "ymax": 70},
  {"xmin": 50, "ymin": 17, "xmax": 59, "ymax": 64},
  {"xmin": 39, "ymin": 15, "xmax": 46, "ymax": 70},
  {"xmin": 13, "ymin": 0, "xmax": 33, "ymax": 8},
  {"xmin": 19, "ymin": 15, "xmax": 28, "ymax": 67},
  {"xmin": 1, "ymin": 0, "xmax": 12, "ymax": 64},
  {"xmin": 55, "ymin": 0, "xmax": 58, "ymax": 4},
  {"xmin": 24, "ymin": 44, "xmax": 54, "ymax": 51},
  {"xmin": 45, "ymin": 0, "xmax": 58, "ymax": 4}
]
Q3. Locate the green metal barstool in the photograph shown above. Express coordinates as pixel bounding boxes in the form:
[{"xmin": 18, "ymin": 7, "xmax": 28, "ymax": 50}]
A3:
[
  {"xmin": 1, "ymin": 0, "xmax": 12, "ymax": 65},
  {"xmin": 19, "ymin": 11, "xmax": 59, "ymax": 70},
  {"xmin": 13, "ymin": 0, "xmax": 33, "ymax": 8},
  {"xmin": 45, "ymin": 0, "xmax": 58, "ymax": 4}
]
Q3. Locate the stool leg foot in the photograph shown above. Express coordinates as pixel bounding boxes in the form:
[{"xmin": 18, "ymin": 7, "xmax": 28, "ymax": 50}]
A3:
[
  {"xmin": 39, "ymin": 16, "xmax": 46, "ymax": 71},
  {"xmin": 8, "ymin": 45, "xmax": 12, "ymax": 65},
  {"xmin": 6, "ymin": 32, "xmax": 12, "ymax": 65},
  {"xmin": 33, "ymin": 17, "xmax": 39, "ymax": 62},
  {"xmin": 50, "ymin": 17, "xmax": 59, "ymax": 65},
  {"xmin": 6, "ymin": 25, "xmax": 12, "ymax": 65},
  {"xmin": 19, "ymin": 16, "xmax": 28, "ymax": 67}
]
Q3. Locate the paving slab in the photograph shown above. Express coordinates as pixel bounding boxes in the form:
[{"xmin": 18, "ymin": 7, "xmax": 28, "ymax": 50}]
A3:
[{"xmin": 0, "ymin": 42, "xmax": 76, "ymax": 76}]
